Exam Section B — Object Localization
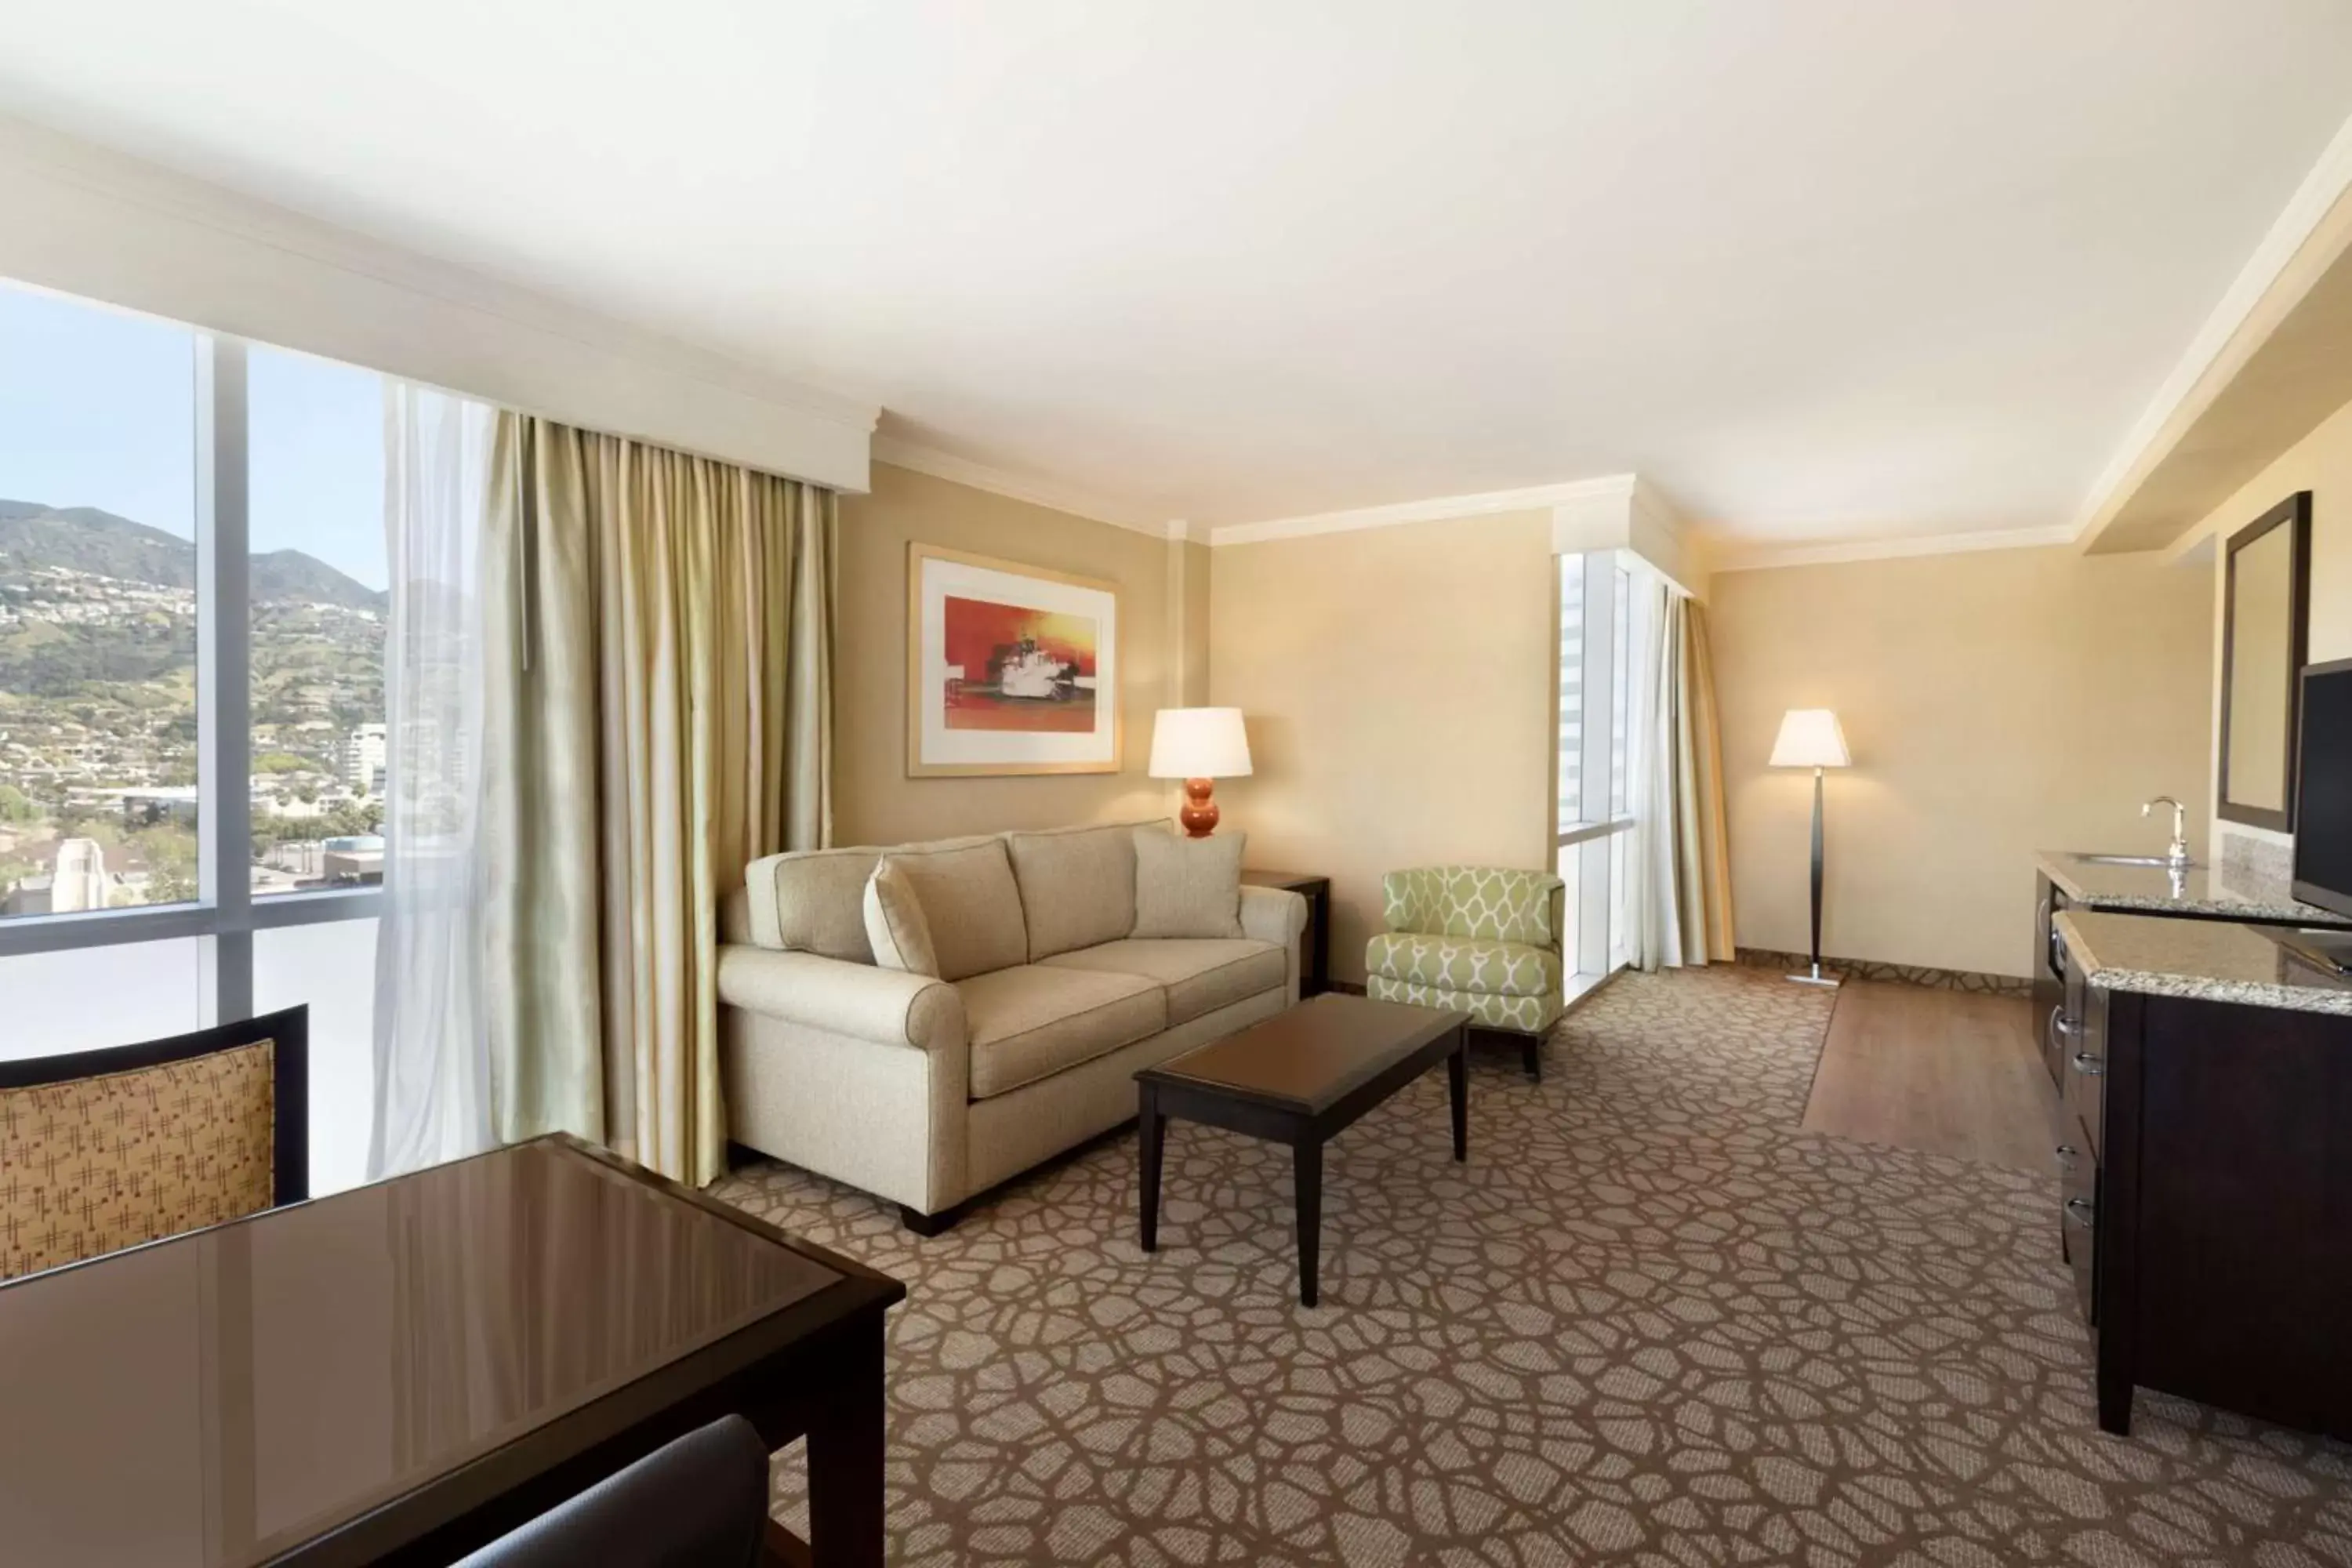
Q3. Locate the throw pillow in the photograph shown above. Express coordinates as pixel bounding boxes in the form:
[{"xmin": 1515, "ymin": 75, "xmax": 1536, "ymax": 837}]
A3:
[
  {"xmin": 862, "ymin": 857, "xmax": 941, "ymax": 978},
  {"xmin": 1132, "ymin": 827, "xmax": 1247, "ymax": 939}
]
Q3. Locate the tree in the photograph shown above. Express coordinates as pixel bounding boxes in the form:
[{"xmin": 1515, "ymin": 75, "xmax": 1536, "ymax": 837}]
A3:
[
  {"xmin": 132, "ymin": 822, "xmax": 198, "ymax": 905},
  {"xmin": 0, "ymin": 784, "xmax": 35, "ymax": 824}
]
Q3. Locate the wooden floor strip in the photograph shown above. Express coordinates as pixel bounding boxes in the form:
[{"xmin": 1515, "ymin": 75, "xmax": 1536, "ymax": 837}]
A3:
[{"xmin": 1800, "ymin": 979, "xmax": 2060, "ymax": 1173}]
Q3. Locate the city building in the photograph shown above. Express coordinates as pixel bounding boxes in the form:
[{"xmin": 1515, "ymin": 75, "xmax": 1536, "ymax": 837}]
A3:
[{"xmin": 342, "ymin": 724, "xmax": 387, "ymax": 794}]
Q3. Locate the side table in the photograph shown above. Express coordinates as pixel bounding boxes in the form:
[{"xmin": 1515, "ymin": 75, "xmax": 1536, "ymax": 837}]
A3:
[{"xmin": 1240, "ymin": 869, "xmax": 1331, "ymax": 997}]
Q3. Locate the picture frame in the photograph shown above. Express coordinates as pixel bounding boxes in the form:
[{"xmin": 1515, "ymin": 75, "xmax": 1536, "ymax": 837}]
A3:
[{"xmin": 906, "ymin": 543, "xmax": 1122, "ymax": 777}]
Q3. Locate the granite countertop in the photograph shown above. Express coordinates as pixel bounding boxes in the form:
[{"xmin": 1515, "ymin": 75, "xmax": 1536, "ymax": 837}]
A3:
[
  {"xmin": 2037, "ymin": 851, "xmax": 2352, "ymax": 927},
  {"xmin": 2053, "ymin": 909, "xmax": 2352, "ymax": 1018}
]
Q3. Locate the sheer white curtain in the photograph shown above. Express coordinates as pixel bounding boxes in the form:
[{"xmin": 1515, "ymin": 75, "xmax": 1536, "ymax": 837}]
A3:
[
  {"xmin": 368, "ymin": 383, "xmax": 499, "ymax": 1180},
  {"xmin": 1631, "ymin": 577, "xmax": 1685, "ymax": 971}
]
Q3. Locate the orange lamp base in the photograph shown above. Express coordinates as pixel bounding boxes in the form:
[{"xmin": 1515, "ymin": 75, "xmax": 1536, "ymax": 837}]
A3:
[{"xmin": 1178, "ymin": 778, "xmax": 1220, "ymax": 837}]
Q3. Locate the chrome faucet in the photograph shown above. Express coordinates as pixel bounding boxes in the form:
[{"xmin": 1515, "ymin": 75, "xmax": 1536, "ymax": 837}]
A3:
[{"xmin": 2142, "ymin": 797, "xmax": 2190, "ymax": 867}]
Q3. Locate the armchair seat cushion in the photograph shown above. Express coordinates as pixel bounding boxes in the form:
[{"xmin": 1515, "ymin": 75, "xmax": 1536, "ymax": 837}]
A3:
[
  {"xmin": 1367, "ymin": 975, "xmax": 1563, "ymax": 1035},
  {"xmin": 1040, "ymin": 938, "xmax": 1285, "ymax": 1026},
  {"xmin": 1365, "ymin": 933, "xmax": 1562, "ymax": 999},
  {"xmin": 959, "ymin": 965, "xmax": 1167, "ymax": 1101}
]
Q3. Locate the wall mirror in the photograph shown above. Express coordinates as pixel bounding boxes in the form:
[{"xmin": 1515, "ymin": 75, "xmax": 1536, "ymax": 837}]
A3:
[{"xmin": 2219, "ymin": 491, "xmax": 2311, "ymax": 831}]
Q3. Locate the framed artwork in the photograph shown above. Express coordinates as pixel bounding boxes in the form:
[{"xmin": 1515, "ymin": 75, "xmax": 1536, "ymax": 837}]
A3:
[{"xmin": 906, "ymin": 543, "xmax": 1122, "ymax": 776}]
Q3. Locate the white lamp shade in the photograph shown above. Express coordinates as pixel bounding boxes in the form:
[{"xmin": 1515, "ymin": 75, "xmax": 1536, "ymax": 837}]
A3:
[
  {"xmin": 1149, "ymin": 707, "xmax": 1254, "ymax": 779},
  {"xmin": 1769, "ymin": 709, "xmax": 1851, "ymax": 768}
]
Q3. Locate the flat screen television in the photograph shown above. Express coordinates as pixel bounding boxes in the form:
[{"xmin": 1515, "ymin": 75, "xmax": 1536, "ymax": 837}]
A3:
[{"xmin": 2291, "ymin": 658, "xmax": 2352, "ymax": 920}]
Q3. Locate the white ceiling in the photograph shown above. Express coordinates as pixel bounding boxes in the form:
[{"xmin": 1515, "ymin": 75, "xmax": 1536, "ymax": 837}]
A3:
[{"xmin": 5, "ymin": 2, "xmax": 2352, "ymax": 543}]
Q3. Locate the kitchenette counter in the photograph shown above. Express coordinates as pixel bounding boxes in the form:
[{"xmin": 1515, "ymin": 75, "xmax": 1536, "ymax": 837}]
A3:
[
  {"xmin": 2053, "ymin": 908, "xmax": 2352, "ymax": 1018},
  {"xmin": 2037, "ymin": 851, "xmax": 2352, "ymax": 926}
]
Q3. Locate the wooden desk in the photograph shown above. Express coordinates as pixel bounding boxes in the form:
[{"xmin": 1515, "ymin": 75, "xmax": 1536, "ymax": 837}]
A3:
[
  {"xmin": 1241, "ymin": 869, "xmax": 1331, "ymax": 996},
  {"xmin": 0, "ymin": 1133, "xmax": 902, "ymax": 1567}
]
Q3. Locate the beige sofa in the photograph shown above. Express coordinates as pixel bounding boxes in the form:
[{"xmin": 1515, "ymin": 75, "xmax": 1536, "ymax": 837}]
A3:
[{"xmin": 716, "ymin": 821, "xmax": 1307, "ymax": 1231}]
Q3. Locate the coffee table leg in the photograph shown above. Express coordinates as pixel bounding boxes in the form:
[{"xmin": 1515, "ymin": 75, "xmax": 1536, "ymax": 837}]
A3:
[
  {"xmin": 1294, "ymin": 1137, "xmax": 1323, "ymax": 1307},
  {"xmin": 1448, "ymin": 1029, "xmax": 1468, "ymax": 1163},
  {"xmin": 1138, "ymin": 1084, "xmax": 1163, "ymax": 1253}
]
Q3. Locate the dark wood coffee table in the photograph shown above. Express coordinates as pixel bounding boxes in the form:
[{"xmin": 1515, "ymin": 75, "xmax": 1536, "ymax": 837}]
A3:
[{"xmin": 1134, "ymin": 993, "xmax": 1472, "ymax": 1306}]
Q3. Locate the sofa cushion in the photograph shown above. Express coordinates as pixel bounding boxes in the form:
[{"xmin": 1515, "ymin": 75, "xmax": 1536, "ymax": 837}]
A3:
[
  {"xmin": 742, "ymin": 846, "xmax": 885, "ymax": 962},
  {"xmin": 887, "ymin": 838, "xmax": 1028, "ymax": 982},
  {"xmin": 1004, "ymin": 822, "xmax": 1150, "ymax": 961},
  {"xmin": 862, "ymin": 857, "xmax": 941, "ymax": 978},
  {"xmin": 1132, "ymin": 828, "xmax": 1247, "ymax": 938},
  {"xmin": 1365, "ymin": 932, "xmax": 1562, "ymax": 999},
  {"xmin": 741, "ymin": 833, "xmax": 1007, "ymax": 966},
  {"xmin": 1040, "ymin": 938, "xmax": 1286, "ymax": 1026},
  {"xmin": 959, "ymin": 966, "xmax": 1167, "ymax": 1100}
]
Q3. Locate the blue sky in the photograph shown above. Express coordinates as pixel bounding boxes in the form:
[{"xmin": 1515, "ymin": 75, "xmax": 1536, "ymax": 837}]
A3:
[{"xmin": 0, "ymin": 281, "xmax": 389, "ymax": 590}]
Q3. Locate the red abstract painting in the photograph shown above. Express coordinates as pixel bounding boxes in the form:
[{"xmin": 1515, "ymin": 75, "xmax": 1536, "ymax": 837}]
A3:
[{"xmin": 942, "ymin": 597, "xmax": 1099, "ymax": 732}]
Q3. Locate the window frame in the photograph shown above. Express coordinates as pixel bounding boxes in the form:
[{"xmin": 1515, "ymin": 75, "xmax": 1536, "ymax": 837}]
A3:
[
  {"xmin": 1555, "ymin": 550, "xmax": 1647, "ymax": 991},
  {"xmin": 0, "ymin": 333, "xmax": 381, "ymax": 1018}
]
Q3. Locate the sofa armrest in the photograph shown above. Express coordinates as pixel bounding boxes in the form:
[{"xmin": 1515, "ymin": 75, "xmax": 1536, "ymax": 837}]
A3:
[
  {"xmin": 716, "ymin": 945, "xmax": 964, "ymax": 1051},
  {"xmin": 1240, "ymin": 885, "xmax": 1308, "ymax": 1000},
  {"xmin": 1240, "ymin": 884, "xmax": 1307, "ymax": 946}
]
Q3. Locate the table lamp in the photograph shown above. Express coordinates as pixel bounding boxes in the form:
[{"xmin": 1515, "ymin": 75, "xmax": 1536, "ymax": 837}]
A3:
[
  {"xmin": 1149, "ymin": 708, "xmax": 1253, "ymax": 837},
  {"xmin": 1769, "ymin": 708, "xmax": 1850, "ymax": 986}
]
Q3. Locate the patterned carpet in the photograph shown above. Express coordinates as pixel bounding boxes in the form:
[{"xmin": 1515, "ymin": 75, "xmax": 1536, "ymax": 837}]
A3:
[{"xmin": 710, "ymin": 964, "xmax": 2352, "ymax": 1566}]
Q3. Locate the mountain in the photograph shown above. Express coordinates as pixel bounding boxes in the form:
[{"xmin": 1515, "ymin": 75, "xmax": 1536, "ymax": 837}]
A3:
[
  {"xmin": 250, "ymin": 549, "xmax": 384, "ymax": 609},
  {"xmin": 0, "ymin": 500, "xmax": 384, "ymax": 609}
]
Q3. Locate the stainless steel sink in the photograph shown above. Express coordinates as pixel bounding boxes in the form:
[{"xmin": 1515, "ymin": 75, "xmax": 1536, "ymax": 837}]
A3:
[{"xmin": 2074, "ymin": 854, "xmax": 2198, "ymax": 868}]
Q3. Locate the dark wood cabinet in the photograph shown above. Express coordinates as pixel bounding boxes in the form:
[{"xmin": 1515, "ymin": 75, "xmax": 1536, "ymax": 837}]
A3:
[
  {"xmin": 2056, "ymin": 954, "xmax": 2352, "ymax": 1437},
  {"xmin": 2057, "ymin": 1104, "xmax": 2098, "ymax": 1327}
]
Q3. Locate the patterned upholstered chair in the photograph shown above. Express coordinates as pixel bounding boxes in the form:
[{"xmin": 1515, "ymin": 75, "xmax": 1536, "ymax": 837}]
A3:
[
  {"xmin": 1366, "ymin": 867, "xmax": 1567, "ymax": 1080},
  {"xmin": 0, "ymin": 1006, "xmax": 308, "ymax": 1281}
]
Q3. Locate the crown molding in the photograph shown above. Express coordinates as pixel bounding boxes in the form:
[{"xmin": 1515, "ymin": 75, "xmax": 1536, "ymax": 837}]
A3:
[
  {"xmin": 0, "ymin": 112, "xmax": 879, "ymax": 489},
  {"xmin": 1209, "ymin": 474, "xmax": 1639, "ymax": 547},
  {"xmin": 1710, "ymin": 523, "xmax": 2074, "ymax": 573},
  {"xmin": 2070, "ymin": 104, "xmax": 2352, "ymax": 546},
  {"xmin": 869, "ymin": 436, "xmax": 1172, "ymax": 536},
  {"xmin": 1165, "ymin": 519, "xmax": 1212, "ymax": 545}
]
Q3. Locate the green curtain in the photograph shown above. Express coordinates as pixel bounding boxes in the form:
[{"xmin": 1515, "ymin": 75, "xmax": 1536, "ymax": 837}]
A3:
[{"xmin": 481, "ymin": 414, "xmax": 836, "ymax": 1184}]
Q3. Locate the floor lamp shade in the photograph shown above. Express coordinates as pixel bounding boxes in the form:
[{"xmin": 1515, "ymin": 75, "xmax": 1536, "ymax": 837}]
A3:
[
  {"xmin": 1149, "ymin": 707, "xmax": 1253, "ymax": 837},
  {"xmin": 1769, "ymin": 709, "xmax": 1849, "ymax": 985},
  {"xmin": 1769, "ymin": 709, "xmax": 1851, "ymax": 769}
]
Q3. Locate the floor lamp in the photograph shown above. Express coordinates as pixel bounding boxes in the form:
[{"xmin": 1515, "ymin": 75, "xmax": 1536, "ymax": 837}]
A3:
[{"xmin": 1769, "ymin": 709, "xmax": 1850, "ymax": 987}]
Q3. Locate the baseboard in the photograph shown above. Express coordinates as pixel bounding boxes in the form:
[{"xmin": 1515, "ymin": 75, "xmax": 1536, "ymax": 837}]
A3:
[{"xmin": 1733, "ymin": 948, "xmax": 2031, "ymax": 998}]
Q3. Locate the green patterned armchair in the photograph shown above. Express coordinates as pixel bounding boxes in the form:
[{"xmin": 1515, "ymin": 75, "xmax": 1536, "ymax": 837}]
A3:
[{"xmin": 1366, "ymin": 866, "xmax": 1567, "ymax": 1080}]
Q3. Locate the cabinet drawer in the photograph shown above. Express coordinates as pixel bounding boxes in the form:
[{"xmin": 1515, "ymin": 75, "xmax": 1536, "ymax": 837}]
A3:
[
  {"xmin": 2034, "ymin": 986, "xmax": 2064, "ymax": 1088},
  {"xmin": 2057, "ymin": 980, "xmax": 2107, "ymax": 1159},
  {"xmin": 2058, "ymin": 1115, "xmax": 2098, "ymax": 1327},
  {"xmin": 2063, "ymin": 1031, "xmax": 2105, "ymax": 1157}
]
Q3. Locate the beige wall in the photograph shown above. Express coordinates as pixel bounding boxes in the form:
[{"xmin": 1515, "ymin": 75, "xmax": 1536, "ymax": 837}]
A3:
[
  {"xmin": 835, "ymin": 463, "xmax": 1175, "ymax": 845},
  {"xmin": 1207, "ymin": 513, "xmax": 1557, "ymax": 985},
  {"xmin": 1710, "ymin": 547, "xmax": 2212, "ymax": 978},
  {"xmin": 1169, "ymin": 537, "xmax": 1212, "ymax": 707},
  {"xmin": 2181, "ymin": 391, "xmax": 2352, "ymax": 852},
  {"xmin": 838, "ymin": 466, "xmax": 2217, "ymax": 985}
]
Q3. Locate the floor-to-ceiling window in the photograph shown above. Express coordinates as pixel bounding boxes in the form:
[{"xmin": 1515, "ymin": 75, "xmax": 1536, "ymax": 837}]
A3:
[
  {"xmin": 0, "ymin": 281, "xmax": 385, "ymax": 1193},
  {"xmin": 1555, "ymin": 548, "xmax": 1657, "ymax": 996}
]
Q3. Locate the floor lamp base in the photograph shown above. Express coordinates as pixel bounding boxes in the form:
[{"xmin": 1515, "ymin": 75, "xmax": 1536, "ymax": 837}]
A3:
[{"xmin": 1785, "ymin": 965, "xmax": 1841, "ymax": 989}]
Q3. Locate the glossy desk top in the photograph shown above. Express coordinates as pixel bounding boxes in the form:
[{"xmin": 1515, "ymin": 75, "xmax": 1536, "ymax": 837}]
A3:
[{"xmin": 0, "ymin": 1136, "xmax": 846, "ymax": 1567}]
